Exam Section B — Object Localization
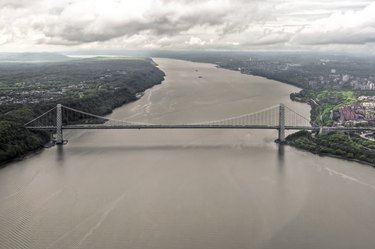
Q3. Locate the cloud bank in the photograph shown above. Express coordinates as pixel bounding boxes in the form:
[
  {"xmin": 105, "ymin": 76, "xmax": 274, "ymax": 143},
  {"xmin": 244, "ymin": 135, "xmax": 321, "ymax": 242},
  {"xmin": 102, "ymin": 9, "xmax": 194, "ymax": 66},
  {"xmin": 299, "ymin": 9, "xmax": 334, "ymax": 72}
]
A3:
[{"xmin": 0, "ymin": 0, "xmax": 374, "ymax": 52}]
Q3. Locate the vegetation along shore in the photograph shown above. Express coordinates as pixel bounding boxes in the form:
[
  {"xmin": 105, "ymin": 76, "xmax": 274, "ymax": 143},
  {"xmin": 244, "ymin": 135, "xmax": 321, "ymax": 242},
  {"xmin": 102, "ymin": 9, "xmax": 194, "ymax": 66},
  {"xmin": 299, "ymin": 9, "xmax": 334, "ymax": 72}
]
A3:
[{"xmin": 0, "ymin": 57, "xmax": 165, "ymax": 165}]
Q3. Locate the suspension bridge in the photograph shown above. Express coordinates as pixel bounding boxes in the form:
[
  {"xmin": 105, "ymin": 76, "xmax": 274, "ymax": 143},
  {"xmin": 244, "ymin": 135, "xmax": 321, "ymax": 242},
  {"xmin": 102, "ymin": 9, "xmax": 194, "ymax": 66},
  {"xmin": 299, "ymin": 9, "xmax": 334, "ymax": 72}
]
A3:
[{"xmin": 24, "ymin": 103, "xmax": 373, "ymax": 145}]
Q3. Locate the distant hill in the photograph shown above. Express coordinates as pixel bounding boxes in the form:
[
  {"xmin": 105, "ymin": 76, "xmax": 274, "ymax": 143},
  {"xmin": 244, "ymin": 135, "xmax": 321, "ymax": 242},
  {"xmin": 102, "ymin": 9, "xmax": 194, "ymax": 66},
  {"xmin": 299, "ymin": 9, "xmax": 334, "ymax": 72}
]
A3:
[{"xmin": 0, "ymin": 52, "xmax": 71, "ymax": 62}]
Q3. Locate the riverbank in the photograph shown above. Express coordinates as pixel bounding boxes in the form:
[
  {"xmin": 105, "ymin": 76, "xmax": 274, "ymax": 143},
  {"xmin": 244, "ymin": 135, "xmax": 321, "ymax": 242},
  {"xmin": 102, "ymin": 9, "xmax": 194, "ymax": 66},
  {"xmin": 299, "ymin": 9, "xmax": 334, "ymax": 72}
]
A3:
[
  {"xmin": 288, "ymin": 140, "xmax": 375, "ymax": 167},
  {"xmin": 0, "ymin": 143, "xmax": 47, "ymax": 168},
  {"xmin": 211, "ymin": 61, "xmax": 375, "ymax": 167},
  {"xmin": 285, "ymin": 130, "xmax": 375, "ymax": 166},
  {"xmin": 0, "ymin": 58, "xmax": 165, "ymax": 166}
]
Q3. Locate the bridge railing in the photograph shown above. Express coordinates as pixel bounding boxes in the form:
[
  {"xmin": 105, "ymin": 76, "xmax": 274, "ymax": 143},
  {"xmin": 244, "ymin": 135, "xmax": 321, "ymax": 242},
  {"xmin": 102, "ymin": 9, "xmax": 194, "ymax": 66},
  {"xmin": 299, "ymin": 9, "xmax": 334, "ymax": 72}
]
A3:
[{"xmin": 24, "ymin": 103, "xmax": 314, "ymax": 144}]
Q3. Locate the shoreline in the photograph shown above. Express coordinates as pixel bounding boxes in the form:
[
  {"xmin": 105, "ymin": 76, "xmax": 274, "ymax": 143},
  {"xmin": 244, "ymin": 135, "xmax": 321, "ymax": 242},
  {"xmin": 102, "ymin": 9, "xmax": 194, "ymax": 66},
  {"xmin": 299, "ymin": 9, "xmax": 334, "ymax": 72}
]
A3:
[
  {"xmin": 0, "ymin": 88, "xmax": 162, "ymax": 169},
  {"xmin": 289, "ymin": 143, "xmax": 375, "ymax": 167},
  {"xmin": 0, "ymin": 58, "xmax": 166, "ymax": 168},
  {"xmin": 215, "ymin": 64, "xmax": 304, "ymax": 90},
  {"xmin": 212, "ymin": 61, "xmax": 375, "ymax": 168},
  {"xmin": 285, "ymin": 130, "xmax": 375, "ymax": 167},
  {"xmin": 0, "ymin": 144, "xmax": 46, "ymax": 168}
]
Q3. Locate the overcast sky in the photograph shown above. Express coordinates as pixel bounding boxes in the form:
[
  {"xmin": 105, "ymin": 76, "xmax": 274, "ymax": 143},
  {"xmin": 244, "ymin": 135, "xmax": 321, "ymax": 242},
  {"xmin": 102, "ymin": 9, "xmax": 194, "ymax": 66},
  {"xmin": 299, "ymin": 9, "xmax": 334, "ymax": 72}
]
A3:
[{"xmin": 1, "ymin": 0, "xmax": 375, "ymax": 52}]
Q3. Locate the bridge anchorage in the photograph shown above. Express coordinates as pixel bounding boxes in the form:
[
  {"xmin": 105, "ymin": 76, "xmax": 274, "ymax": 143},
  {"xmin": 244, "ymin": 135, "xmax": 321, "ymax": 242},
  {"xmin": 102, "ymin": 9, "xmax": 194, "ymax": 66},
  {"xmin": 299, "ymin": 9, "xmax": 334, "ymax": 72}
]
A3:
[{"xmin": 24, "ymin": 103, "xmax": 315, "ymax": 145}]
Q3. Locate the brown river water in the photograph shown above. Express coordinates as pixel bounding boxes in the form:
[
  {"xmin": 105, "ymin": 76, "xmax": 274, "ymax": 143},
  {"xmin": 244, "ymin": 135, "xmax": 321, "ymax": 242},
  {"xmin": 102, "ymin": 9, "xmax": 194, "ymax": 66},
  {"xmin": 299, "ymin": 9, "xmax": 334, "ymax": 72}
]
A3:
[{"xmin": 1, "ymin": 58, "xmax": 375, "ymax": 249}]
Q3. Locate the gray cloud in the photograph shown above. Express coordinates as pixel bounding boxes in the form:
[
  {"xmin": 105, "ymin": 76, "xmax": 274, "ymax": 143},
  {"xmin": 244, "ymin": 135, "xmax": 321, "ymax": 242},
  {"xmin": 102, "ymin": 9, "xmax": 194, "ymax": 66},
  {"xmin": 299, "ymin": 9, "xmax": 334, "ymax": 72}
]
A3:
[
  {"xmin": 293, "ymin": 2, "xmax": 375, "ymax": 45},
  {"xmin": 0, "ymin": 0, "xmax": 374, "ymax": 51},
  {"xmin": 29, "ymin": 0, "xmax": 268, "ymax": 44}
]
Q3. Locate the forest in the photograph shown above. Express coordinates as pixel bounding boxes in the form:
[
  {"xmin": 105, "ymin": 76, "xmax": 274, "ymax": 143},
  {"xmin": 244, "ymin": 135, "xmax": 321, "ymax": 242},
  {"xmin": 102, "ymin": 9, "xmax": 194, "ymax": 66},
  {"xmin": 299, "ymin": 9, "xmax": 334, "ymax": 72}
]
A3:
[
  {"xmin": 286, "ymin": 130, "xmax": 375, "ymax": 165},
  {"xmin": 0, "ymin": 58, "xmax": 165, "ymax": 165}
]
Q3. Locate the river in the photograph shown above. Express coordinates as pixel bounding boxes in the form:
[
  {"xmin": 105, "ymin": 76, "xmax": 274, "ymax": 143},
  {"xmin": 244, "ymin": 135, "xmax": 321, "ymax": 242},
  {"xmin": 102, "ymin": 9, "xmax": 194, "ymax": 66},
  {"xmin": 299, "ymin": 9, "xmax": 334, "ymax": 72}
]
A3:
[{"xmin": 1, "ymin": 58, "xmax": 375, "ymax": 249}]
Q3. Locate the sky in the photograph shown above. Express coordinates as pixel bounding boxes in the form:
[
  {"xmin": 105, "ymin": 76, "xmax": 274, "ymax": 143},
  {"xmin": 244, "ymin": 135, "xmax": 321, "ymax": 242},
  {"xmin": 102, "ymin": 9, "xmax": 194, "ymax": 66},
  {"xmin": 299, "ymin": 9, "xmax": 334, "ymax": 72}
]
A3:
[{"xmin": 1, "ymin": 0, "xmax": 375, "ymax": 53}]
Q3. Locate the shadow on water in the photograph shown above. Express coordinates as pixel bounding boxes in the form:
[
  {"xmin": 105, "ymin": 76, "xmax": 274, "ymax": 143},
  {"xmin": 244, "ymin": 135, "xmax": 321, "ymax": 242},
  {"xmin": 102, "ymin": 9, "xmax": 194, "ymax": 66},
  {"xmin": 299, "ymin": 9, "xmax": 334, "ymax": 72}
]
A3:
[
  {"xmin": 277, "ymin": 144, "xmax": 285, "ymax": 169},
  {"xmin": 64, "ymin": 143, "xmax": 274, "ymax": 155},
  {"xmin": 276, "ymin": 144, "xmax": 287, "ymax": 198},
  {"xmin": 56, "ymin": 145, "xmax": 65, "ymax": 163}
]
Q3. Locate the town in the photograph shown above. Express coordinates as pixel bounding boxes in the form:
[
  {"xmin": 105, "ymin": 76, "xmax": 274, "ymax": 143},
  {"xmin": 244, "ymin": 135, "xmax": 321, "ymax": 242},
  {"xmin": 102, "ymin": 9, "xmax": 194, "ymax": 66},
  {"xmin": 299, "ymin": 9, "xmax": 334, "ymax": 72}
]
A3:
[
  {"xmin": 0, "ymin": 58, "xmax": 161, "ymax": 111},
  {"xmin": 336, "ymin": 96, "xmax": 375, "ymax": 127}
]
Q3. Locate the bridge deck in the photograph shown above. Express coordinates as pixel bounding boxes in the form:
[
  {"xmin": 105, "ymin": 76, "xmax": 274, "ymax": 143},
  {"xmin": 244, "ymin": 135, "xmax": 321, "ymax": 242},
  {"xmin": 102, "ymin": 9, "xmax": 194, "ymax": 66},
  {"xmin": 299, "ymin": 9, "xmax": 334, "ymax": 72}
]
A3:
[
  {"xmin": 26, "ymin": 124, "xmax": 316, "ymax": 130},
  {"xmin": 25, "ymin": 125, "xmax": 375, "ymax": 132}
]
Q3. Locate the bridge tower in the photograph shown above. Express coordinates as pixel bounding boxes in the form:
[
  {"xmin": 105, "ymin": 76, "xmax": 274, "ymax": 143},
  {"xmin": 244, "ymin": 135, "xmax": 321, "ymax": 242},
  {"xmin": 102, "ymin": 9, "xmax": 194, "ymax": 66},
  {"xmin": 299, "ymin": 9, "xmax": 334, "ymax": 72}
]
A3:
[
  {"xmin": 55, "ymin": 104, "xmax": 64, "ymax": 145},
  {"xmin": 278, "ymin": 103, "xmax": 285, "ymax": 143}
]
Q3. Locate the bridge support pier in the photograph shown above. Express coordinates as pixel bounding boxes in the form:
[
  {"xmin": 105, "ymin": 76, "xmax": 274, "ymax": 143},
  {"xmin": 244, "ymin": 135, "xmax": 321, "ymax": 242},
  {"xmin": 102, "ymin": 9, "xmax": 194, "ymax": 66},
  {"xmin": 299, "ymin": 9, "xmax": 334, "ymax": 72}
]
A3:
[
  {"xmin": 278, "ymin": 103, "xmax": 285, "ymax": 143},
  {"xmin": 55, "ymin": 104, "xmax": 64, "ymax": 145}
]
